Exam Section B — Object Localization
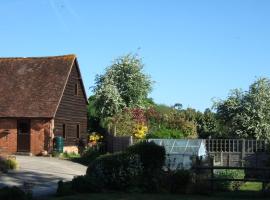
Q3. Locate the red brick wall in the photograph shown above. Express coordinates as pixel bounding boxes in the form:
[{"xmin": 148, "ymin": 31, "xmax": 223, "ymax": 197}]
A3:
[
  {"xmin": 0, "ymin": 119, "xmax": 17, "ymax": 154},
  {"xmin": 30, "ymin": 119, "xmax": 52, "ymax": 155},
  {"xmin": 0, "ymin": 118, "xmax": 53, "ymax": 155}
]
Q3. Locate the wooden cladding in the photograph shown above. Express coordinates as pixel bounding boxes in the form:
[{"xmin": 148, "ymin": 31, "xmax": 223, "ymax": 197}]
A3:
[
  {"xmin": 63, "ymin": 124, "xmax": 66, "ymax": 139},
  {"xmin": 76, "ymin": 124, "xmax": 80, "ymax": 139},
  {"xmin": 54, "ymin": 62, "xmax": 87, "ymax": 146},
  {"xmin": 75, "ymin": 83, "xmax": 79, "ymax": 96}
]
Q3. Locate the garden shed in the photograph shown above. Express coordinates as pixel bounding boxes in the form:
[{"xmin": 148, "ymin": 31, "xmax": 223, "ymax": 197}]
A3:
[{"xmin": 148, "ymin": 139, "xmax": 207, "ymax": 169}]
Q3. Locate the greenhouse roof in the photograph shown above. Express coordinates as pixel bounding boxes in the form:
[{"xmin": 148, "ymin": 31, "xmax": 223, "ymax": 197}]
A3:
[{"xmin": 148, "ymin": 139, "xmax": 205, "ymax": 155}]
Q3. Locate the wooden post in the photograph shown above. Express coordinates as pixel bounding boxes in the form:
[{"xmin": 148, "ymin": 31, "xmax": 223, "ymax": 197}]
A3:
[
  {"xmin": 241, "ymin": 139, "xmax": 245, "ymax": 167},
  {"xmin": 227, "ymin": 153, "xmax": 230, "ymax": 167},
  {"xmin": 211, "ymin": 157, "xmax": 214, "ymax": 192}
]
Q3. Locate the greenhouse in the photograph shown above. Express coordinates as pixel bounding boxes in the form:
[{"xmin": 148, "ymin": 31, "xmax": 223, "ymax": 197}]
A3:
[{"xmin": 148, "ymin": 139, "xmax": 207, "ymax": 169}]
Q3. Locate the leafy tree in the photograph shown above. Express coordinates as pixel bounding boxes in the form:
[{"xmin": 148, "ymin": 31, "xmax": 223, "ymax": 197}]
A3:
[
  {"xmin": 196, "ymin": 108, "xmax": 219, "ymax": 138},
  {"xmin": 215, "ymin": 77, "xmax": 270, "ymax": 140},
  {"xmin": 93, "ymin": 54, "xmax": 152, "ymax": 118}
]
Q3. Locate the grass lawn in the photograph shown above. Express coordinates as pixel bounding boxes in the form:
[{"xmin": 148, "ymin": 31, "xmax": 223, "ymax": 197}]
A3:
[
  {"xmin": 46, "ymin": 192, "xmax": 267, "ymax": 200},
  {"xmin": 240, "ymin": 182, "xmax": 262, "ymax": 191}
]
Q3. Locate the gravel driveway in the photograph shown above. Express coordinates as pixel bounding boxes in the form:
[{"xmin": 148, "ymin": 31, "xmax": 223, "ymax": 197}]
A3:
[{"xmin": 0, "ymin": 155, "xmax": 87, "ymax": 197}]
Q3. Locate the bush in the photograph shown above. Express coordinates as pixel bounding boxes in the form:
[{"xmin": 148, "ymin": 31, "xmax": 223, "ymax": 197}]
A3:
[
  {"xmin": 215, "ymin": 169, "xmax": 245, "ymax": 191},
  {"xmin": 56, "ymin": 181, "xmax": 75, "ymax": 197},
  {"xmin": 0, "ymin": 186, "xmax": 32, "ymax": 200},
  {"xmin": 147, "ymin": 127, "xmax": 186, "ymax": 139},
  {"xmin": 0, "ymin": 156, "xmax": 19, "ymax": 171},
  {"xmin": 85, "ymin": 152, "xmax": 143, "ymax": 191},
  {"xmin": 126, "ymin": 141, "xmax": 165, "ymax": 173},
  {"xmin": 75, "ymin": 147, "xmax": 103, "ymax": 166},
  {"xmin": 168, "ymin": 170, "xmax": 191, "ymax": 194},
  {"xmin": 70, "ymin": 152, "xmax": 144, "ymax": 193},
  {"xmin": 126, "ymin": 141, "xmax": 166, "ymax": 192},
  {"xmin": 5, "ymin": 157, "xmax": 19, "ymax": 170}
]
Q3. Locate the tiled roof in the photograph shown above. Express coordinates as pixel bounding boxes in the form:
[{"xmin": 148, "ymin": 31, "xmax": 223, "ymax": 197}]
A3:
[{"xmin": 0, "ymin": 55, "xmax": 76, "ymax": 117}]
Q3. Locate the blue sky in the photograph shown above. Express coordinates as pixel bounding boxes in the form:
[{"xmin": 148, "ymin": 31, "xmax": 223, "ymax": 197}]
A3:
[{"xmin": 1, "ymin": 0, "xmax": 270, "ymax": 111}]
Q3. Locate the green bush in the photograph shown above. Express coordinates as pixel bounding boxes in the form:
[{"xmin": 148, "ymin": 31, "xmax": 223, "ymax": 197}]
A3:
[
  {"xmin": 0, "ymin": 186, "xmax": 32, "ymax": 200},
  {"xmin": 126, "ymin": 141, "xmax": 165, "ymax": 173},
  {"xmin": 215, "ymin": 169, "xmax": 245, "ymax": 191},
  {"xmin": 85, "ymin": 152, "xmax": 142, "ymax": 191},
  {"xmin": 126, "ymin": 141, "xmax": 166, "ymax": 192},
  {"xmin": 5, "ymin": 158, "xmax": 19, "ymax": 170},
  {"xmin": 61, "ymin": 152, "xmax": 80, "ymax": 159},
  {"xmin": 56, "ymin": 181, "xmax": 75, "ymax": 197},
  {"xmin": 75, "ymin": 148, "xmax": 102, "ymax": 166},
  {"xmin": 168, "ymin": 170, "xmax": 191, "ymax": 194},
  {"xmin": 147, "ymin": 127, "xmax": 186, "ymax": 139},
  {"xmin": 0, "ymin": 157, "xmax": 19, "ymax": 171}
]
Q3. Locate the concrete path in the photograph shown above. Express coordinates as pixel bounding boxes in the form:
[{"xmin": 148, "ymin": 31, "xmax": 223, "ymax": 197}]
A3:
[{"xmin": 0, "ymin": 155, "xmax": 87, "ymax": 197}]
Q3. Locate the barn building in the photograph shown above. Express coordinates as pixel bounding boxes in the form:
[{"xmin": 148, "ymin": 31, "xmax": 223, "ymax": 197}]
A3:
[{"xmin": 0, "ymin": 55, "xmax": 88, "ymax": 155}]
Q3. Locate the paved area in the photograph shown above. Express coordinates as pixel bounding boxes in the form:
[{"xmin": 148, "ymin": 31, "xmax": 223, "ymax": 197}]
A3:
[{"xmin": 0, "ymin": 155, "xmax": 87, "ymax": 197}]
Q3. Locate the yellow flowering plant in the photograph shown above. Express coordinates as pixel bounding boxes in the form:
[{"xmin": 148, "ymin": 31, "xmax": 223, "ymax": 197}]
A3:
[
  {"xmin": 89, "ymin": 132, "xmax": 103, "ymax": 143},
  {"xmin": 133, "ymin": 124, "xmax": 148, "ymax": 139}
]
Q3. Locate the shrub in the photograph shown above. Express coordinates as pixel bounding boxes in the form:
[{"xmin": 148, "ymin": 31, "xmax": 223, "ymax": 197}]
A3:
[
  {"xmin": 85, "ymin": 152, "xmax": 143, "ymax": 191},
  {"xmin": 51, "ymin": 151, "xmax": 61, "ymax": 157},
  {"xmin": 5, "ymin": 157, "xmax": 19, "ymax": 170},
  {"xmin": 75, "ymin": 147, "xmax": 103, "ymax": 166},
  {"xmin": 215, "ymin": 169, "xmax": 245, "ymax": 191},
  {"xmin": 0, "ymin": 186, "xmax": 32, "ymax": 200},
  {"xmin": 126, "ymin": 141, "xmax": 166, "ymax": 192},
  {"xmin": 168, "ymin": 170, "xmax": 191, "ymax": 194},
  {"xmin": 146, "ymin": 127, "xmax": 186, "ymax": 139},
  {"xmin": 0, "ymin": 156, "xmax": 19, "ymax": 171},
  {"xmin": 126, "ymin": 141, "xmax": 165, "ymax": 173},
  {"xmin": 61, "ymin": 152, "xmax": 80, "ymax": 159},
  {"xmin": 56, "ymin": 181, "xmax": 75, "ymax": 197}
]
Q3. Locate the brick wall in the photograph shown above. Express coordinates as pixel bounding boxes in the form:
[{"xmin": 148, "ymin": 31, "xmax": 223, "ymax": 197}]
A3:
[
  {"xmin": 0, "ymin": 119, "xmax": 17, "ymax": 154},
  {"xmin": 0, "ymin": 118, "xmax": 53, "ymax": 155},
  {"xmin": 30, "ymin": 119, "xmax": 52, "ymax": 155}
]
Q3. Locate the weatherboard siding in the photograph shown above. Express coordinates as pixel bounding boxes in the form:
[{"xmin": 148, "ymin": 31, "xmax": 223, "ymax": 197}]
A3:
[{"xmin": 54, "ymin": 62, "xmax": 88, "ymax": 146}]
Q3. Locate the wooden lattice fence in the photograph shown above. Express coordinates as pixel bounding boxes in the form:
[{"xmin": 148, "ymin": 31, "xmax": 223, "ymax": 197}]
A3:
[{"xmin": 205, "ymin": 139, "xmax": 270, "ymax": 167}]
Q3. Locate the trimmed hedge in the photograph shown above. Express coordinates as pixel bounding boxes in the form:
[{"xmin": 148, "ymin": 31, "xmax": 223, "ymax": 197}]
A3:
[
  {"xmin": 73, "ymin": 152, "xmax": 142, "ymax": 192},
  {"xmin": 126, "ymin": 141, "xmax": 166, "ymax": 173},
  {"xmin": 71, "ymin": 141, "xmax": 166, "ymax": 193}
]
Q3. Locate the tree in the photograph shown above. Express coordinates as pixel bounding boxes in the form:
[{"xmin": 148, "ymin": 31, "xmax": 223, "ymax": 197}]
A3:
[
  {"xmin": 196, "ymin": 108, "xmax": 219, "ymax": 138},
  {"xmin": 215, "ymin": 77, "xmax": 270, "ymax": 140},
  {"xmin": 93, "ymin": 54, "xmax": 152, "ymax": 118}
]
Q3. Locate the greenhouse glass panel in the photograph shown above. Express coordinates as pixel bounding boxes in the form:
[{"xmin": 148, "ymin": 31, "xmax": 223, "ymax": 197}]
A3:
[{"xmin": 148, "ymin": 139, "xmax": 207, "ymax": 169}]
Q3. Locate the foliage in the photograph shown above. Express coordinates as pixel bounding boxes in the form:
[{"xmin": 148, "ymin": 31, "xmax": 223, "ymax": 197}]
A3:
[
  {"xmin": 146, "ymin": 127, "xmax": 186, "ymax": 139},
  {"xmin": 57, "ymin": 181, "xmax": 75, "ymax": 197},
  {"xmin": 93, "ymin": 54, "xmax": 152, "ymax": 118},
  {"xmin": 0, "ymin": 156, "xmax": 19, "ymax": 171},
  {"xmin": 71, "ymin": 147, "xmax": 103, "ymax": 166},
  {"xmin": 108, "ymin": 108, "xmax": 148, "ymax": 138},
  {"xmin": 61, "ymin": 152, "xmax": 80, "ymax": 159},
  {"xmin": 126, "ymin": 141, "xmax": 165, "ymax": 173},
  {"xmin": 89, "ymin": 132, "xmax": 104, "ymax": 143},
  {"xmin": 85, "ymin": 152, "xmax": 143, "ymax": 190},
  {"xmin": 167, "ymin": 170, "xmax": 192, "ymax": 194},
  {"xmin": 196, "ymin": 109, "xmax": 220, "ymax": 138},
  {"xmin": 146, "ymin": 105, "xmax": 198, "ymax": 139},
  {"xmin": 109, "ymin": 109, "xmax": 136, "ymax": 136},
  {"xmin": 133, "ymin": 124, "xmax": 148, "ymax": 139},
  {"xmin": 215, "ymin": 169, "xmax": 245, "ymax": 191},
  {"xmin": 215, "ymin": 77, "xmax": 270, "ymax": 140},
  {"xmin": 0, "ymin": 186, "xmax": 32, "ymax": 200}
]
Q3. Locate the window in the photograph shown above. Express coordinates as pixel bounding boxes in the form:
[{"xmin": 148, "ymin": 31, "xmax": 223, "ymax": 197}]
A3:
[
  {"xmin": 63, "ymin": 124, "xmax": 66, "ymax": 139},
  {"xmin": 76, "ymin": 124, "xmax": 80, "ymax": 139},
  {"xmin": 75, "ymin": 83, "xmax": 78, "ymax": 95},
  {"xmin": 18, "ymin": 119, "xmax": 30, "ymax": 134}
]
